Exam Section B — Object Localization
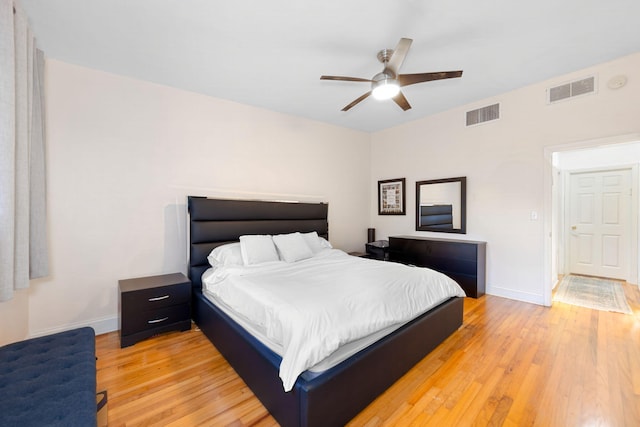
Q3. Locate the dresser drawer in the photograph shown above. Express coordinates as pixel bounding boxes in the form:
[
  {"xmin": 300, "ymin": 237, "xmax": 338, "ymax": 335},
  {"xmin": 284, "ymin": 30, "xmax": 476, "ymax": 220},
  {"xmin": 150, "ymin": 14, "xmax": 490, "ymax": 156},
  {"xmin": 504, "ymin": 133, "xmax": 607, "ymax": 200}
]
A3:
[
  {"xmin": 390, "ymin": 238, "xmax": 477, "ymax": 263},
  {"xmin": 121, "ymin": 303, "xmax": 191, "ymax": 336},
  {"xmin": 389, "ymin": 236, "xmax": 486, "ymax": 298}
]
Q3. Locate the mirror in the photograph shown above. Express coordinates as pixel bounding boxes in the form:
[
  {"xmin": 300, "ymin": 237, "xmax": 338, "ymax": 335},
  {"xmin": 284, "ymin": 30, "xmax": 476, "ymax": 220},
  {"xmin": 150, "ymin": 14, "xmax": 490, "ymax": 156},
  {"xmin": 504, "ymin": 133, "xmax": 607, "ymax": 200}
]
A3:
[{"xmin": 416, "ymin": 177, "xmax": 466, "ymax": 234}]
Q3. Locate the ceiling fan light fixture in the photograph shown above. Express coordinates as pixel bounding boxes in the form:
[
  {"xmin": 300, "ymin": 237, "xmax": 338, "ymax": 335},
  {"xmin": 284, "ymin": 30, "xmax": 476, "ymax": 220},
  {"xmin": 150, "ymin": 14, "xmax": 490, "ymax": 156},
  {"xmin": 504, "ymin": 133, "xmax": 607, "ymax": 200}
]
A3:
[
  {"xmin": 372, "ymin": 77, "xmax": 400, "ymax": 100},
  {"xmin": 321, "ymin": 38, "xmax": 463, "ymax": 111}
]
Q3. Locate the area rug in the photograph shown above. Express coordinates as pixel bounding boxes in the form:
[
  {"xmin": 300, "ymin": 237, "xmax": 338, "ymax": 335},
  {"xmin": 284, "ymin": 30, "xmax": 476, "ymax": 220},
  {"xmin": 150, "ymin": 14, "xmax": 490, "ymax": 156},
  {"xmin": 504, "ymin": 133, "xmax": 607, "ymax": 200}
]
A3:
[{"xmin": 553, "ymin": 275, "xmax": 632, "ymax": 314}]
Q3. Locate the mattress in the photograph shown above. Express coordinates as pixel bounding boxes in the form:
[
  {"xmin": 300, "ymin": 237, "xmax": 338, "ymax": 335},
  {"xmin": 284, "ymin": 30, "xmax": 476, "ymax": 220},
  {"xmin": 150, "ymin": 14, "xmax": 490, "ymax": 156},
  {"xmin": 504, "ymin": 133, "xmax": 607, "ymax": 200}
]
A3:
[{"xmin": 202, "ymin": 249, "xmax": 466, "ymax": 391}]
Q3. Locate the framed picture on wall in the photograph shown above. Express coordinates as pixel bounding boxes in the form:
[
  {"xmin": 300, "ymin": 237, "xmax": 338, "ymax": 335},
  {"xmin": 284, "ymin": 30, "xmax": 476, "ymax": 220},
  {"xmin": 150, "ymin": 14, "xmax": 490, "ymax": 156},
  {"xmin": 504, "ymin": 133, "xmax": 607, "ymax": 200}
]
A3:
[{"xmin": 378, "ymin": 178, "xmax": 406, "ymax": 215}]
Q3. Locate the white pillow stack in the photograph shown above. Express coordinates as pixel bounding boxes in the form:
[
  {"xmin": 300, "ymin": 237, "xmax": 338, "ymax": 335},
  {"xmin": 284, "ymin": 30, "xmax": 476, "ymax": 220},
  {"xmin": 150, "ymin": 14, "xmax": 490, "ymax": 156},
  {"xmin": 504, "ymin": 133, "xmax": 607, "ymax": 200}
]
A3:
[{"xmin": 206, "ymin": 232, "xmax": 333, "ymax": 268}]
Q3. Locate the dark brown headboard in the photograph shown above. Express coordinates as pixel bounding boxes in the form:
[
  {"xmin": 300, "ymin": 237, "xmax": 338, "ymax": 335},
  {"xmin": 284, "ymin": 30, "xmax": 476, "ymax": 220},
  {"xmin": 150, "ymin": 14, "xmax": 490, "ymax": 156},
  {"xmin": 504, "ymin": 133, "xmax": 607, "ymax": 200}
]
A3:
[{"xmin": 187, "ymin": 196, "xmax": 329, "ymax": 288}]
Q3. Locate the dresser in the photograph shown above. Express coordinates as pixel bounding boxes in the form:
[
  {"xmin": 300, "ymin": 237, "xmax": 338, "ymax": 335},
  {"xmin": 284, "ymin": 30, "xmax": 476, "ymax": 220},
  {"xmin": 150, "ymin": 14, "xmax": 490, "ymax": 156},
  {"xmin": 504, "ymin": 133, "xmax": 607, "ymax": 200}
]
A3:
[
  {"xmin": 389, "ymin": 236, "xmax": 486, "ymax": 298},
  {"xmin": 118, "ymin": 272, "xmax": 192, "ymax": 347}
]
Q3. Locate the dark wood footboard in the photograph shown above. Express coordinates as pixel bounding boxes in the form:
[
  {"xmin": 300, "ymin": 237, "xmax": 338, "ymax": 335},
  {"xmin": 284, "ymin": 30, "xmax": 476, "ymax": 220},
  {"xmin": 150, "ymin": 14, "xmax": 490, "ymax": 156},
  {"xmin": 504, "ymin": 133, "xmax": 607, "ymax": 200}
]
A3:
[{"xmin": 193, "ymin": 290, "xmax": 463, "ymax": 427}]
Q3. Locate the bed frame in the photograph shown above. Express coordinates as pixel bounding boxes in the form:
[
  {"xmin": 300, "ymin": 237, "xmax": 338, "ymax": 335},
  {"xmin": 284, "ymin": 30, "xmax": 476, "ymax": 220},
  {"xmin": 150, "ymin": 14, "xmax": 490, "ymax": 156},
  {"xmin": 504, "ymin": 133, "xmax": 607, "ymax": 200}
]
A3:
[{"xmin": 187, "ymin": 196, "xmax": 463, "ymax": 427}]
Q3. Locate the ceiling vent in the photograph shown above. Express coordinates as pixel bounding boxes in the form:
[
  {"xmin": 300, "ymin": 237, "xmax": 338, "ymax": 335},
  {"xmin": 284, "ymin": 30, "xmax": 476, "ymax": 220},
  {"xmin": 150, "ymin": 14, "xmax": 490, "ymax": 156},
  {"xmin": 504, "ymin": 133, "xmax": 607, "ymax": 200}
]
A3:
[
  {"xmin": 466, "ymin": 103, "xmax": 500, "ymax": 126},
  {"xmin": 547, "ymin": 76, "xmax": 595, "ymax": 103}
]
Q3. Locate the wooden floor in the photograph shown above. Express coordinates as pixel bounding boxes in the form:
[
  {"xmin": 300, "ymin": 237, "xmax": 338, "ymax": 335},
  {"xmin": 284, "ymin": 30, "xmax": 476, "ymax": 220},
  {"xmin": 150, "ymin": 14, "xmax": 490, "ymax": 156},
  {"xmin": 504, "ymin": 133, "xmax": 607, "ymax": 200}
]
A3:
[{"xmin": 96, "ymin": 284, "xmax": 640, "ymax": 426}]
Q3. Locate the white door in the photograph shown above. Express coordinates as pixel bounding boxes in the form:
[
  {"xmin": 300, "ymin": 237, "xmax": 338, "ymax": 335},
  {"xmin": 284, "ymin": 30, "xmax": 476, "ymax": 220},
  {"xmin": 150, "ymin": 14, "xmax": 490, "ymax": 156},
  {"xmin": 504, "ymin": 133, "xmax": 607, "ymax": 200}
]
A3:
[{"xmin": 567, "ymin": 168, "xmax": 631, "ymax": 280}]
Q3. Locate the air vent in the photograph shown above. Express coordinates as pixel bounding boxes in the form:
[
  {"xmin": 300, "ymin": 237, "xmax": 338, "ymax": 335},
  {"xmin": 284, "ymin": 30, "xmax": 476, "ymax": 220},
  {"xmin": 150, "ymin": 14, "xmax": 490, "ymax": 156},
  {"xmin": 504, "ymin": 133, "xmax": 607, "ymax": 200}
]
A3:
[
  {"xmin": 548, "ymin": 76, "xmax": 595, "ymax": 103},
  {"xmin": 466, "ymin": 103, "xmax": 500, "ymax": 126}
]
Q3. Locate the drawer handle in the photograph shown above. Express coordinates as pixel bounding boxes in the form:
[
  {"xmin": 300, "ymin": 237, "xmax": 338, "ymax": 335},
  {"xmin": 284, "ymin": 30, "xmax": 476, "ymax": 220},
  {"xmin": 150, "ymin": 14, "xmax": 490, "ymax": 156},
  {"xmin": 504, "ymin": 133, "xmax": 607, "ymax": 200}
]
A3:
[
  {"xmin": 148, "ymin": 317, "xmax": 169, "ymax": 324},
  {"xmin": 148, "ymin": 295, "xmax": 170, "ymax": 302}
]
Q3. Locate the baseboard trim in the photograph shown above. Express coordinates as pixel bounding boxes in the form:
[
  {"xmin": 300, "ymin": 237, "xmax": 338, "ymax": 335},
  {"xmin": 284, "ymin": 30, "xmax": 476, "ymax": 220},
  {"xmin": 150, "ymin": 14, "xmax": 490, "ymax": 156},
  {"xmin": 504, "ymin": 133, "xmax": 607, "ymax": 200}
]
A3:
[
  {"xmin": 30, "ymin": 315, "xmax": 118, "ymax": 339},
  {"xmin": 487, "ymin": 286, "xmax": 544, "ymax": 306}
]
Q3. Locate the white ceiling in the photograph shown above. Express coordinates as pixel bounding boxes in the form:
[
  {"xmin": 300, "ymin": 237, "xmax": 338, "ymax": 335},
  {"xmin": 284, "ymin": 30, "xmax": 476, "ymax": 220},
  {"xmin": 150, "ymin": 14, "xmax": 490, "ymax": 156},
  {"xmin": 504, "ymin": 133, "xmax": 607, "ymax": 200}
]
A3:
[{"xmin": 20, "ymin": 0, "xmax": 640, "ymax": 132}]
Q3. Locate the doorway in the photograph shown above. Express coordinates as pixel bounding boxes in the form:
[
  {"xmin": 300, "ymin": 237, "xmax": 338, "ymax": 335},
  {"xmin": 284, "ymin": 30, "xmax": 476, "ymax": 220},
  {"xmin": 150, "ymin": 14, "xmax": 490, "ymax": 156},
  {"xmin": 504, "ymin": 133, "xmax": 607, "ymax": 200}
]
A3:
[{"xmin": 543, "ymin": 135, "xmax": 640, "ymax": 306}]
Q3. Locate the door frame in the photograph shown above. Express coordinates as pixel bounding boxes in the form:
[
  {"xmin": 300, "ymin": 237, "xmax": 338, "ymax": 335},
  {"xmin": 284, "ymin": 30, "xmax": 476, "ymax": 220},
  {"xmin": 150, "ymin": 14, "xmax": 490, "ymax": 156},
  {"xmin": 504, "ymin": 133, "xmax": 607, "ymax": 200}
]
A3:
[
  {"xmin": 561, "ymin": 165, "xmax": 637, "ymax": 280},
  {"xmin": 543, "ymin": 133, "xmax": 640, "ymax": 306}
]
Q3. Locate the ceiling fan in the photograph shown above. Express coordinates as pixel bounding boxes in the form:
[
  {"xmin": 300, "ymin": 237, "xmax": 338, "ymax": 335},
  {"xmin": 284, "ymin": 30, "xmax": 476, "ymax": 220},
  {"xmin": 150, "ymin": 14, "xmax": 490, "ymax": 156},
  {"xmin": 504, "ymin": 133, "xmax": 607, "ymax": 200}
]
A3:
[{"xmin": 320, "ymin": 38, "xmax": 463, "ymax": 112}]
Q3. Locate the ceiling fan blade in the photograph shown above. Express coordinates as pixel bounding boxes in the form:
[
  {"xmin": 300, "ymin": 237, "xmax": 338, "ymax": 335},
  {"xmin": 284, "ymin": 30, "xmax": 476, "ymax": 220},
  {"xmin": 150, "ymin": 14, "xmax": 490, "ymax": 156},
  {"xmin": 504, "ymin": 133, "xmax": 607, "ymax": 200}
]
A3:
[
  {"xmin": 398, "ymin": 70, "xmax": 463, "ymax": 87},
  {"xmin": 321, "ymin": 75, "xmax": 372, "ymax": 82},
  {"xmin": 392, "ymin": 91, "xmax": 412, "ymax": 111},
  {"xmin": 386, "ymin": 38, "xmax": 412, "ymax": 74},
  {"xmin": 342, "ymin": 91, "xmax": 371, "ymax": 111}
]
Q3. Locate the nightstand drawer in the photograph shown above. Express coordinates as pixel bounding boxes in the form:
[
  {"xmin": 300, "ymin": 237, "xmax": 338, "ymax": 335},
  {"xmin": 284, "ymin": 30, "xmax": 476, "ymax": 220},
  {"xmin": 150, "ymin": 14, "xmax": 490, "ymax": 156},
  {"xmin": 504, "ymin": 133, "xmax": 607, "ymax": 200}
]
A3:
[
  {"xmin": 122, "ymin": 282, "xmax": 190, "ymax": 312},
  {"xmin": 121, "ymin": 303, "xmax": 191, "ymax": 336}
]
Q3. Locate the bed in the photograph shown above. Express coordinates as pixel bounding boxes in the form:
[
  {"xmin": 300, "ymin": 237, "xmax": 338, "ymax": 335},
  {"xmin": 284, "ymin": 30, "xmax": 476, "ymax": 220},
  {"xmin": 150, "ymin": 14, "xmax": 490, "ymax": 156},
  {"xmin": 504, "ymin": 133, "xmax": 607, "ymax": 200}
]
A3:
[{"xmin": 187, "ymin": 196, "xmax": 464, "ymax": 427}]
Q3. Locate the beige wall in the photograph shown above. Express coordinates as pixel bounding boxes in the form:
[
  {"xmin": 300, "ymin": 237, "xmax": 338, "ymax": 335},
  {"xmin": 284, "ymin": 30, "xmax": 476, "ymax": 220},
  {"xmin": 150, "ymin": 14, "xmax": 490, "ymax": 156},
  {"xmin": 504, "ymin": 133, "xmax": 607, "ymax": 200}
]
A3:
[
  {"xmin": 371, "ymin": 53, "xmax": 640, "ymax": 304},
  {"xmin": 24, "ymin": 60, "xmax": 370, "ymax": 338},
  {"xmin": 0, "ymin": 290, "xmax": 28, "ymax": 345},
  {"xmin": 4, "ymin": 52, "xmax": 639, "ymax": 342}
]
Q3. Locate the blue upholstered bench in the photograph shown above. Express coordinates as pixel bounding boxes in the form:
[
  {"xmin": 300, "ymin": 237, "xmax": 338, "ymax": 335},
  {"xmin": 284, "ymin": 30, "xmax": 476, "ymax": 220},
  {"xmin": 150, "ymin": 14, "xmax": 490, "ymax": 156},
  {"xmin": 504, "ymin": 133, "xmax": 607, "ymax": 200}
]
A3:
[{"xmin": 0, "ymin": 327, "xmax": 98, "ymax": 427}]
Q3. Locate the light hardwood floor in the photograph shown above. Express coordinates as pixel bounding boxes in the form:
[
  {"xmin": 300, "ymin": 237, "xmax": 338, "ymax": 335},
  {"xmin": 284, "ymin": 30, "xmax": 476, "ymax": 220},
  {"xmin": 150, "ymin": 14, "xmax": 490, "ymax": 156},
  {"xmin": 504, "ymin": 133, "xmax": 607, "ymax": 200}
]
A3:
[{"xmin": 97, "ymin": 285, "xmax": 640, "ymax": 426}]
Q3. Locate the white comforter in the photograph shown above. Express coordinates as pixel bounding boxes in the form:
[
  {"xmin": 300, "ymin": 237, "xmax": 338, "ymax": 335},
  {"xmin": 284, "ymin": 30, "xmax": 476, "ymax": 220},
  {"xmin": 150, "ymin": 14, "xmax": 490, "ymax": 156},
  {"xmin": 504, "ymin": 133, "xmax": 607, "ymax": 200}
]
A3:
[{"xmin": 202, "ymin": 249, "xmax": 465, "ymax": 391}]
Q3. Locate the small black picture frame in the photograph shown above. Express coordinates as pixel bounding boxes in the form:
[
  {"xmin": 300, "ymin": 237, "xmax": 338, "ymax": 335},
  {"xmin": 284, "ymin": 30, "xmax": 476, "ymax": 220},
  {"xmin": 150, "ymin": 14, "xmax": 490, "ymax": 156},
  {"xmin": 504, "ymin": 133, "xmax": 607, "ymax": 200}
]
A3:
[{"xmin": 378, "ymin": 178, "xmax": 406, "ymax": 215}]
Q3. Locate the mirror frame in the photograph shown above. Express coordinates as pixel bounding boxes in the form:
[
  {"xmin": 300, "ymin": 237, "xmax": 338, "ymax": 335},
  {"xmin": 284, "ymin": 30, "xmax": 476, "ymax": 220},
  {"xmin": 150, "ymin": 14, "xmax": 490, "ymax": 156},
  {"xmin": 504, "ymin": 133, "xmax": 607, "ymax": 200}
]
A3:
[{"xmin": 415, "ymin": 176, "xmax": 467, "ymax": 234}]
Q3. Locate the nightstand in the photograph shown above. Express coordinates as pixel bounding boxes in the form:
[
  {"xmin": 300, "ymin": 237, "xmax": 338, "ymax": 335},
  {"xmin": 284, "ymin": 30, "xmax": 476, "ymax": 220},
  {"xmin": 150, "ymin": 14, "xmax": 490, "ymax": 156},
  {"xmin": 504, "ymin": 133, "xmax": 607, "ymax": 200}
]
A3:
[
  {"xmin": 365, "ymin": 240, "xmax": 389, "ymax": 261},
  {"xmin": 118, "ymin": 272, "xmax": 191, "ymax": 348}
]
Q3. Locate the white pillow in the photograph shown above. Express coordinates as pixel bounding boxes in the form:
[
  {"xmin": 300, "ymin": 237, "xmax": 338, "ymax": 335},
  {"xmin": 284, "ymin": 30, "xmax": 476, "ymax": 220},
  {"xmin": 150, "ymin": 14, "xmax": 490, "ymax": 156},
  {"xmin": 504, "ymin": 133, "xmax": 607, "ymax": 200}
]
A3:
[
  {"xmin": 273, "ymin": 232, "xmax": 314, "ymax": 263},
  {"xmin": 319, "ymin": 237, "xmax": 332, "ymax": 249},
  {"xmin": 240, "ymin": 235, "xmax": 280, "ymax": 265},
  {"xmin": 302, "ymin": 231, "xmax": 333, "ymax": 254},
  {"xmin": 207, "ymin": 242, "xmax": 243, "ymax": 268}
]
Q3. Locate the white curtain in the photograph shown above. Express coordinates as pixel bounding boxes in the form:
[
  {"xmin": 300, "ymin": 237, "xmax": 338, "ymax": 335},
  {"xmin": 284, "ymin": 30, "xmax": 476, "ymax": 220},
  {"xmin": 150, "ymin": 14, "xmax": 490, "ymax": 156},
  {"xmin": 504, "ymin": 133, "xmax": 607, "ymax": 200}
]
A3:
[{"xmin": 0, "ymin": 0, "xmax": 48, "ymax": 302}]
